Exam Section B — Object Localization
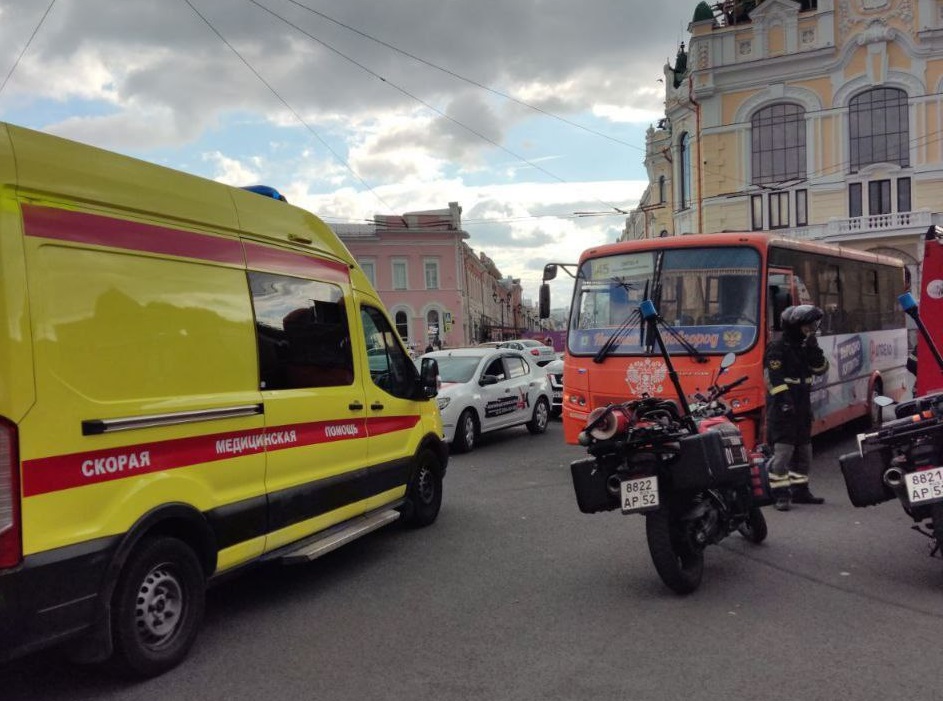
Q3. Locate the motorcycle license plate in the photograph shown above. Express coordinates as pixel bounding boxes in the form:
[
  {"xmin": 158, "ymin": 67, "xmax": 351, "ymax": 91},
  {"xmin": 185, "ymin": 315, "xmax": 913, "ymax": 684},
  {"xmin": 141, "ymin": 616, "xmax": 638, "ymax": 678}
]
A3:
[
  {"xmin": 904, "ymin": 466, "xmax": 943, "ymax": 506},
  {"xmin": 620, "ymin": 476, "xmax": 659, "ymax": 514}
]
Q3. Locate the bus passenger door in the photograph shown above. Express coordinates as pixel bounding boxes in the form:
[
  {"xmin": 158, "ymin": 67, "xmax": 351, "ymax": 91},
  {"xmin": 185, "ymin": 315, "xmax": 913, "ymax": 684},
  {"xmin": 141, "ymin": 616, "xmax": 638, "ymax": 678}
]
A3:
[{"xmin": 767, "ymin": 269, "xmax": 794, "ymax": 339}]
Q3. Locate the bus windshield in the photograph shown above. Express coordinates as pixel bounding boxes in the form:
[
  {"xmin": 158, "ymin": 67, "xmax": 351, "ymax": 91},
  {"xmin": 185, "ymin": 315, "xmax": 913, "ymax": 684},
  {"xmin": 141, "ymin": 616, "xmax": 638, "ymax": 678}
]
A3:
[{"xmin": 568, "ymin": 246, "xmax": 761, "ymax": 355}]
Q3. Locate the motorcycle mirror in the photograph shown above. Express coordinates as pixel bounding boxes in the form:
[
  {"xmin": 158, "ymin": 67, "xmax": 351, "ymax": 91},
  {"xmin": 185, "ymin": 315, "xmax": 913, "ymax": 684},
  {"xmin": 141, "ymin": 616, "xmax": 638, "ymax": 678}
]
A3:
[
  {"xmin": 873, "ymin": 395, "xmax": 895, "ymax": 407},
  {"xmin": 720, "ymin": 352, "xmax": 736, "ymax": 371}
]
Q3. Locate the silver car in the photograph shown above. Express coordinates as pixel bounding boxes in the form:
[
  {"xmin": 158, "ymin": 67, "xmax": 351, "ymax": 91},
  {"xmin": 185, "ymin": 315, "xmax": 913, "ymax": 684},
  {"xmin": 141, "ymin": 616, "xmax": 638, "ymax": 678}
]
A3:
[
  {"xmin": 497, "ymin": 339, "xmax": 557, "ymax": 366},
  {"xmin": 422, "ymin": 348, "xmax": 552, "ymax": 453}
]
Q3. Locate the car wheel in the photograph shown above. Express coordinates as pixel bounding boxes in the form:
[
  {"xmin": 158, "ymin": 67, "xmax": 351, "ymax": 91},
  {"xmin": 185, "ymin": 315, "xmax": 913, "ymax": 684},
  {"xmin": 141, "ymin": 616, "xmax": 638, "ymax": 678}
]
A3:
[
  {"xmin": 453, "ymin": 408, "xmax": 478, "ymax": 453},
  {"xmin": 110, "ymin": 537, "xmax": 206, "ymax": 678},
  {"xmin": 527, "ymin": 397, "xmax": 550, "ymax": 434},
  {"xmin": 402, "ymin": 449, "xmax": 443, "ymax": 528}
]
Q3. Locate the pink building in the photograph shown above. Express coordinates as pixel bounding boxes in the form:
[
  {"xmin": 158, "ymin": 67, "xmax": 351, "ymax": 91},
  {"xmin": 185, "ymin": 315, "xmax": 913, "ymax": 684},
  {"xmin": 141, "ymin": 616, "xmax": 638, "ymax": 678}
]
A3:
[{"xmin": 333, "ymin": 203, "xmax": 539, "ymax": 351}]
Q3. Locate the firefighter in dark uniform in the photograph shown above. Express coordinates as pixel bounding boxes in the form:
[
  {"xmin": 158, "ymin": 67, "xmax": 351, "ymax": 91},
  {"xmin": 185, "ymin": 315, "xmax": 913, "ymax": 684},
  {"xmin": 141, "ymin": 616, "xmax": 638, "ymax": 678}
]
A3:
[{"xmin": 764, "ymin": 305, "xmax": 830, "ymax": 511}]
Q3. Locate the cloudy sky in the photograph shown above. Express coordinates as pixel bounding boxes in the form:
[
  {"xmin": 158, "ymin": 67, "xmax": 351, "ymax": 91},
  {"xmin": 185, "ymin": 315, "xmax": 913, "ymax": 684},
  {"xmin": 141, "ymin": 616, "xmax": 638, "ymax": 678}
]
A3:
[{"xmin": 0, "ymin": 0, "xmax": 699, "ymax": 300}]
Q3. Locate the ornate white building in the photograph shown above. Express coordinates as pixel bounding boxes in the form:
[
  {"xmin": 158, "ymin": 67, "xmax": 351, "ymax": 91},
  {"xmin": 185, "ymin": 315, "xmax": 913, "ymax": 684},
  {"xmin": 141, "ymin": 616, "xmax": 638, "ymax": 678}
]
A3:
[{"xmin": 625, "ymin": 0, "xmax": 943, "ymax": 288}]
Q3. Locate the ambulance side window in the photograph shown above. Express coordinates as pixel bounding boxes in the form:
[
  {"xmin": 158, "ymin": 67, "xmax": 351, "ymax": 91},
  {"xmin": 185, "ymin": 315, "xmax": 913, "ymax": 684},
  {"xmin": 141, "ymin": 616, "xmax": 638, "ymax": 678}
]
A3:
[
  {"xmin": 360, "ymin": 305, "xmax": 418, "ymax": 398},
  {"xmin": 249, "ymin": 271, "xmax": 354, "ymax": 389}
]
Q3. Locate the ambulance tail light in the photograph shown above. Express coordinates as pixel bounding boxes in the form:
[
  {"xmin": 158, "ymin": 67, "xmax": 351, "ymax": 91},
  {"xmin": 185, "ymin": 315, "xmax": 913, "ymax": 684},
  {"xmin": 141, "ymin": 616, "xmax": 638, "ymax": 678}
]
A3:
[{"xmin": 0, "ymin": 419, "xmax": 21, "ymax": 569}]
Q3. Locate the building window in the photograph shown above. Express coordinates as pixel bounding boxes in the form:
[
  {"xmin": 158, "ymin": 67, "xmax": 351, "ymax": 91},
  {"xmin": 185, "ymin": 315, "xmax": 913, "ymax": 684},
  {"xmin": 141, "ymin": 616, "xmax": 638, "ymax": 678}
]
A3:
[
  {"xmin": 849, "ymin": 183, "xmax": 863, "ymax": 218},
  {"xmin": 769, "ymin": 192, "xmax": 790, "ymax": 229},
  {"xmin": 898, "ymin": 177, "xmax": 911, "ymax": 212},
  {"xmin": 424, "ymin": 259, "xmax": 440, "ymax": 289},
  {"xmin": 679, "ymin": 132, "xmax": 692, "ymax": 209},
  {"xmin": 849, "ymin": 87, "xmax": 909, "ymax": 172},
  {"xmin": 658, "ymin": 175, "xmax": 666, "ymax": 204},
  {"xmin": 395, "ymin": 310, "xmax": 409, "ymax": 342},
  {"xmin": 359, "ymin": 260, "xmax": 376, "ymax": 287},
  {"xmin": 392, "ymin": 259, "xmax": 407, "ymax": 290},
  {"xmin": 868, "ymin": 179, "xmax": 892, "ymax": 216},
  {"xmin": 751, "ymin": 194, "xmax": 764, "ymax": 230},
  {"xmin": 751, "ymin": 103, "xmax": 806, "ymax": 185},
  {"xmin": 795, "ymin": 189, "xmax": 808, "ymax": 227}
]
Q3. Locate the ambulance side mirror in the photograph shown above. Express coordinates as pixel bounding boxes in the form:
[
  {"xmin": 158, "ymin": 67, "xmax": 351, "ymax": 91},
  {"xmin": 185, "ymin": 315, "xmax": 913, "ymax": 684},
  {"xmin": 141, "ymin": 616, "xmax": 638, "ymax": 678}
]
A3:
[{"xmin": 419, "ymin": 358, "xmax": 439, "ymax": 399}]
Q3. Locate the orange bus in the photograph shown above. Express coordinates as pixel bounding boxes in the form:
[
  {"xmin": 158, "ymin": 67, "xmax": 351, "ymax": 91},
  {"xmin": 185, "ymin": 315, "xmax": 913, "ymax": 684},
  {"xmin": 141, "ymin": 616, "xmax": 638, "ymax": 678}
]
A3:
[{"xmin": 540, "ymin": 233, "xmax": 909, "ymax": 449}]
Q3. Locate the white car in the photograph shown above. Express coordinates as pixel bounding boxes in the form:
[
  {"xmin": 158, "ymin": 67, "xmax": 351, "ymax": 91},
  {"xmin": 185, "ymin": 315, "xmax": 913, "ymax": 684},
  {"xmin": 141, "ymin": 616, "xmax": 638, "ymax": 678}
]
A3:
[
  {"xmin": 498, "ymin": 339, "xmax": 557, "ymax": 366},
  {"xmin": 543, "ymin": 356, "xmax": 564, "ymax": 418},
  {"xmin": 423, "ymin": 347, "xmax": 552, "ymax": 453}
]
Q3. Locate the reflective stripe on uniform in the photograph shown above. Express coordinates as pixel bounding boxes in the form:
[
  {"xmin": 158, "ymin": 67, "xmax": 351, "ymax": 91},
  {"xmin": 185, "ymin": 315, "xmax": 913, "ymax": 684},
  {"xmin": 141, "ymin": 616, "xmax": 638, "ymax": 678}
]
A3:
[
  {"xmin": 770, "ymin": 384, "xmax": 789, "ymax": 395},
  {"xmin": 788, "ymin": 471, "xmax": 809, "ymax": 485},
  {"xmin": 784, "ymin": 377, "xmax": 813, "ymax": 385}
]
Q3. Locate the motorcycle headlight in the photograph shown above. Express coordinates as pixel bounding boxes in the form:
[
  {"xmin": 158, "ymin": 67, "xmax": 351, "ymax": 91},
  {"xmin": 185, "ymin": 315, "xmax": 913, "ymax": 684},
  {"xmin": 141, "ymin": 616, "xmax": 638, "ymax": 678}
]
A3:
[{"xmin": 436, "ymin": 396, "xmax": 451, "ymax": 411}]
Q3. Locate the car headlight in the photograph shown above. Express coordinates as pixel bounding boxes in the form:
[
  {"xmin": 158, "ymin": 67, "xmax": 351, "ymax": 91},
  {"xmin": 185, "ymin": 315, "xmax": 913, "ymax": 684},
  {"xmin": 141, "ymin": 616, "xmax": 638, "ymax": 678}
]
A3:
[{"xmin": 436, "ymin": 396, "xmax": 451, "ymax": 411}]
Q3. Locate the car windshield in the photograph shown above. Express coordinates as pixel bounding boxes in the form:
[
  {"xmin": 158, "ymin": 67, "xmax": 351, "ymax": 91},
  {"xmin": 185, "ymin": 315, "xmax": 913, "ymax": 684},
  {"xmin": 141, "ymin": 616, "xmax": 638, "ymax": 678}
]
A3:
[
  {"xmin": 568, "ymin": 246, "xmax": 761, "ymax": 355},
  {"xmin": 434, "ymin": 355, "xmax": 483, "ymax": 383}
]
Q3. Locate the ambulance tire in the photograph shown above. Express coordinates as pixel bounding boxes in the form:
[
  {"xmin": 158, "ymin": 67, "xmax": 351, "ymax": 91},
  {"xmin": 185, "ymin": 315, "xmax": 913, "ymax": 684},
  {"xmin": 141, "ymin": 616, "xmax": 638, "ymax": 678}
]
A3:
[
  {"xmin": 402, "ymin": 449, "xmax": 443, "ymax": 528},
  {"xmin": 111, "ymin": 536, "xmax": 206, "ymax": 678}
]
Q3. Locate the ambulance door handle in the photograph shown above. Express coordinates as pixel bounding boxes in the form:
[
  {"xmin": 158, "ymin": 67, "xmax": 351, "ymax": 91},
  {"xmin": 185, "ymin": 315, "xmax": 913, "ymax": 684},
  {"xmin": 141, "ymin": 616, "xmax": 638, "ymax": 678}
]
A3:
[
  {"xmin": 371, "ymin": 402, "xmax": 384, "ymax": 411},
  {"xmin": 349, "ymin": 401, "xmax": 364, "ymax": 411}
]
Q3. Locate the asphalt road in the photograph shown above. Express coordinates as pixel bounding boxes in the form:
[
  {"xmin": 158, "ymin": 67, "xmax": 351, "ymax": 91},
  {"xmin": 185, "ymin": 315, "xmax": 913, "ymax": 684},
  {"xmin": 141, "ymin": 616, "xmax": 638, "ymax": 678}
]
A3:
[{"xmin": 3, "ymin": 419, "xmax": 943, "ymax": 701}]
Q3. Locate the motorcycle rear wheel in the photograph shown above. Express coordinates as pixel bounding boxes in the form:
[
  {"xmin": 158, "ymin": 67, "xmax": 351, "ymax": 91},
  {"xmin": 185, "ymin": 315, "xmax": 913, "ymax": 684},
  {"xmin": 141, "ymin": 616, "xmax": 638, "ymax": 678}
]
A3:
[
  {"xmin": 737, "ymin": 507, "xmax": 768, "ymax": 544},
  {"xmin": 645, "ymin": 509, "xmax": 704, "ymax": 595}
]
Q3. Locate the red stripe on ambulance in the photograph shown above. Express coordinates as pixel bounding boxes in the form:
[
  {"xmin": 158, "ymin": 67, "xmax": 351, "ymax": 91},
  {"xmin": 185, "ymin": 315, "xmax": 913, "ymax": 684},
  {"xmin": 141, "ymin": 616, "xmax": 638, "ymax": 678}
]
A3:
[
  {"xmin": 22, "ymin": 204, "xmax": 245, "ymax": 265},
  {"xmin": 22, "ymin": 415, "xmax": 421, "ymax": 497}
]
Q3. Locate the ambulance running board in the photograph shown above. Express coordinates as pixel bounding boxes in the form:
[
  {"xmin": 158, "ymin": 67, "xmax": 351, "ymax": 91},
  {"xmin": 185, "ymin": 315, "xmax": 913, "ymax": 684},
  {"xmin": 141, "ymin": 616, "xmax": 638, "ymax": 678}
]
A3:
[{"xmin": 279, "ymin": 509, "xmax": 402, "ymax": 564}]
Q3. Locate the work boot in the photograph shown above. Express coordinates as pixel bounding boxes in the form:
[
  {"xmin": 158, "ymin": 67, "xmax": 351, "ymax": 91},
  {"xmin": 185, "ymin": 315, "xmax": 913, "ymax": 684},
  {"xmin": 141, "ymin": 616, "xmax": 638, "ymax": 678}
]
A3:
[
  {"xmin": 774, "ymin": 494, "xmax": 791, "ymax": 511},
  {"xmin": 791, "ymin": 486, "xmax": 824, "ymax": 504}
]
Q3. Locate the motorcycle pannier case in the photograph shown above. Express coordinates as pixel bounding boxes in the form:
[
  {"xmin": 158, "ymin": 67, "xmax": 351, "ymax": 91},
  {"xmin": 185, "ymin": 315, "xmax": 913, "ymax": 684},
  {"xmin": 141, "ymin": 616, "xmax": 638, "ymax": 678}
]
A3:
[
  {"xmin": 570, "ymin": 458, "xmax": 619, "ymax": 513},
  {"xmin": 671, "ymin": 426, "xmax": 751, "ymax": 490},
  {"xmin": 839, "ymin": 449, "xmax": 894, "ymax": 507}
]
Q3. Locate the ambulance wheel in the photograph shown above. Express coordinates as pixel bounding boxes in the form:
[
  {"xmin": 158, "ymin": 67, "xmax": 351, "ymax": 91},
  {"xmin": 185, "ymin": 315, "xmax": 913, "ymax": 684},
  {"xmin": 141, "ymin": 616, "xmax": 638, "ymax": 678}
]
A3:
[
  {"xmin": 402, "ymin": 450, "xmax": 443, "ymax": 528},
  {"xmin": 453, "ymin": 409, "xmax": 478, "ymax": 453},
  {"xmin": 111, "ymin": 537, "xmax": 205, "ymax": 678},
  {"xmin": 527, "ymin": 398, "xmax": 550, "ymax": 434}
]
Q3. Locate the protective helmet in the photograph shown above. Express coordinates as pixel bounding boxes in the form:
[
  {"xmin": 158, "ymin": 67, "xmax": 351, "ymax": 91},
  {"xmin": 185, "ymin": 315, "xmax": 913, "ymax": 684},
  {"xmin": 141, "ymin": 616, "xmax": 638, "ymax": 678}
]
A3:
[{"xmin": 781, "ymin": 304, "xmax": 823, "ymax": 331}]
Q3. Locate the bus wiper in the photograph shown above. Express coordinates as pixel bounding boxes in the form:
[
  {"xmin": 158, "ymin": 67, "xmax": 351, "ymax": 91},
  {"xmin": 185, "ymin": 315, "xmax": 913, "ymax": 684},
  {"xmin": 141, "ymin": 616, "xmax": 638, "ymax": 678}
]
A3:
[
  {"xmin": 593, "ymin": 308, "xmax": 641, "ymax": 364},
  {"xmin": 656, "ymin": 318, "xmax": 709, "ymax": 363}
]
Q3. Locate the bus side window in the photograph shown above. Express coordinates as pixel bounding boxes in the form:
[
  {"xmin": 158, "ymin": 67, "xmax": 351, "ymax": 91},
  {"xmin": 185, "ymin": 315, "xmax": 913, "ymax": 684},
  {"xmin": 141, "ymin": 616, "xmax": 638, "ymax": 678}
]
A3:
[{"xmin": 768, "ymin": 285, "xmax": 791, "ymax": 331}]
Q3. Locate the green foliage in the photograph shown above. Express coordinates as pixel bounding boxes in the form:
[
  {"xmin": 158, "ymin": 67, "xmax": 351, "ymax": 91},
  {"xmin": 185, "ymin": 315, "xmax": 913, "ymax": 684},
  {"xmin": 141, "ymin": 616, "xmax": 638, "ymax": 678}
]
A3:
[{"xmin": 692, "ymin": 1, "xmax": 714, "ymax": 22}]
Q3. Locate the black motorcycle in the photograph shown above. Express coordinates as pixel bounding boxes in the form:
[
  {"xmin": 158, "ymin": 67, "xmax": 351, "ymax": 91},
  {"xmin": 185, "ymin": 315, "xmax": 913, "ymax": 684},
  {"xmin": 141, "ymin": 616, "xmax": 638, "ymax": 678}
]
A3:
[
  {"xmin": 840, "ymin": 291, "xmax": 943, "ymax": 557},
  {"xmin": 841, "ymin": 392, "xmax": 943, "ymax": 555},
  {"xmin": 569, "ymin": 300, "xmax": 772, "ymax": 594}
]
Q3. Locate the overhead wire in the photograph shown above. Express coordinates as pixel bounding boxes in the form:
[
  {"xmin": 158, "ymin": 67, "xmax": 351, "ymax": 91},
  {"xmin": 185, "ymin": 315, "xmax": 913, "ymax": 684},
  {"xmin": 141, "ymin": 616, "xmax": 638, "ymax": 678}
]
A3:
[
  {"xmin": 0, "ymin": 0, "xmax": 58, "ymax": 98},
  {"xmin": 281, "ymin": 0, "xmax": 644, "ymax": 151},
  {"xmin": 181, "ymin": 0, "xmax": 398, "ymax": 214},
  {"xmin": 246, "ymin": 0, "xmax": 633, "ymax": 215}
]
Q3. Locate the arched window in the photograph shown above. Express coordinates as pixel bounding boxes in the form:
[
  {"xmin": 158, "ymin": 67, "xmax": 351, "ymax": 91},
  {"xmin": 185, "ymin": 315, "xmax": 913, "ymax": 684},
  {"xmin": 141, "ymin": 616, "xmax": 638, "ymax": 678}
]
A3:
[
  {"xmin": 849, "ymin": 87, "xmax": 909, "ymax": 172},
  {"xmin": 395, "ymin": 310, "xmax": 409, "ymax": 343},
  {"xmin": 679, "ymin": 133, "xmax": 692, "ymax": 209},
  {"xmin": 658, "ymin": 175, "xmax": 666, "ymax": 204},
  {"xmin": 751, "ymin": 103, "xmax": 806, "ymax": 185}
]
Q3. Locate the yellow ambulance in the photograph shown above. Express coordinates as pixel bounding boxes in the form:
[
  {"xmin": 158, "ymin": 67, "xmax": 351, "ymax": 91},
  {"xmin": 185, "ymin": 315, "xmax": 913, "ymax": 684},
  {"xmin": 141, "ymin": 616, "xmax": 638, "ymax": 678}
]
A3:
[{"xmin": 0, "ymin": 122, "xmax": 447, "ymax": 676}]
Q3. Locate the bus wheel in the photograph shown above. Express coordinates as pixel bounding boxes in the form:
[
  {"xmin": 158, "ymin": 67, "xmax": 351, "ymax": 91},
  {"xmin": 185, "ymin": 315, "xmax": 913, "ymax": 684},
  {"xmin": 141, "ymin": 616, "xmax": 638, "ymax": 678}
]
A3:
[
  {"xmin": 111, "ymin": 537, "xmax": 206, "ymax": 678},
  {"xmin": 868, "ymin": 381, "xmax": 884, "ymax": 429}
]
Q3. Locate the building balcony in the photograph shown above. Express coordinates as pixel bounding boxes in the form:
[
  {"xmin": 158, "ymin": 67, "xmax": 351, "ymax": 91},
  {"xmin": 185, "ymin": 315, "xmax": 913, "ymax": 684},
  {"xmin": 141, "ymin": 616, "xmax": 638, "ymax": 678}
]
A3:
[{"xmin": 781, "ymin": 210, "xmax": 932, "ymax": 243}]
